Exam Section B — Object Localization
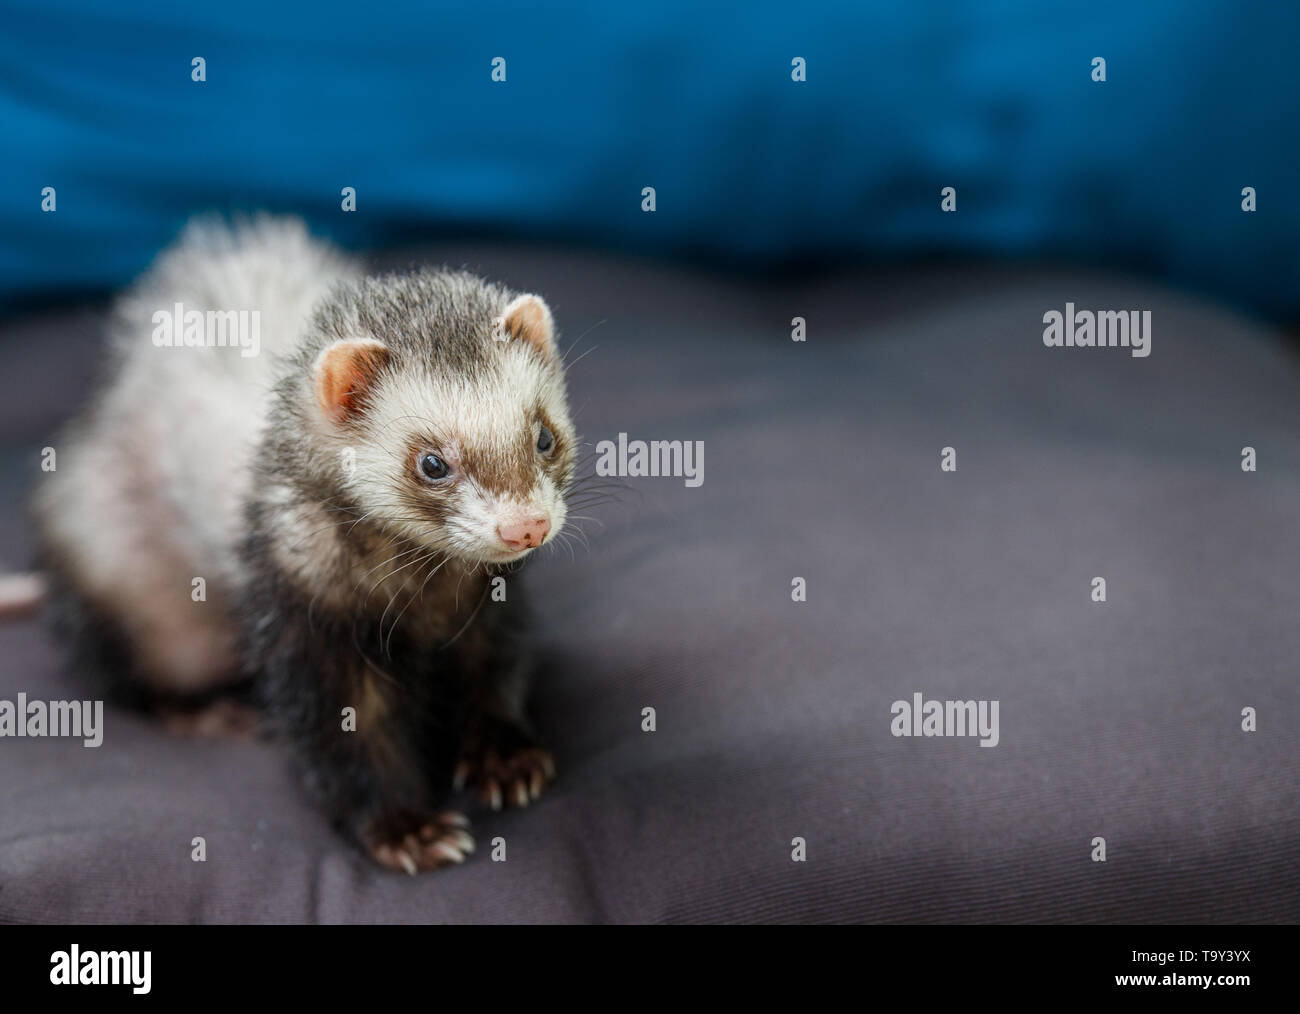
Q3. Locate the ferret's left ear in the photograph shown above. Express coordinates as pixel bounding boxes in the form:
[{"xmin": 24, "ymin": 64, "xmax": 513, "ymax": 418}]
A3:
[
  {"xmin": 500, "ymin": 294, "xmax": 555, "ymax": 357},
  {"xmin": 314, "ymin": 338, "xmax": 390, "ymax": 424}
]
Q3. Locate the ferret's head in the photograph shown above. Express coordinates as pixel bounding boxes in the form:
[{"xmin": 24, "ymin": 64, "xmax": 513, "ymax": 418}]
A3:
[{"xmin": 302, "ymin": 270, "xmax": 577, "ymax": 567}]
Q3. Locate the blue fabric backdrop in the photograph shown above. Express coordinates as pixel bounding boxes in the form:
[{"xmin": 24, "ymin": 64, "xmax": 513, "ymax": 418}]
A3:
[{"xmin": 1, "ymin": 0, "xmax": 1296, "ymax": 317}]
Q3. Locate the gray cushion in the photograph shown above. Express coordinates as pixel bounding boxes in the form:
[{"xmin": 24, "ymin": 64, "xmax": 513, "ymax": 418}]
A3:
[{"xmin": 1, "ymin": 250, "xmax": 1296, "ymax": 923}]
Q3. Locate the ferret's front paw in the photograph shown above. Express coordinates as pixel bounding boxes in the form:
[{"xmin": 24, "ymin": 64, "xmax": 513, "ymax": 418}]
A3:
[
  {"xmin": 454, "ymin": 719, "xmax": 556, "ymax": 810},
  {"xmin": 361, "ymin": 810, "xmax": 475, "ymax": 875},
  {"xmin": 158, "ymin": 698, "xmax": 260, "ymax": 739}
]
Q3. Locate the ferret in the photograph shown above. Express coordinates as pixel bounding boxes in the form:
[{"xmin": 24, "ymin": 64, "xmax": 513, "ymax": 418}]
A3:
[{"xmin": 25, "ymin": 217, "xmax": 578, "ymax": 874}]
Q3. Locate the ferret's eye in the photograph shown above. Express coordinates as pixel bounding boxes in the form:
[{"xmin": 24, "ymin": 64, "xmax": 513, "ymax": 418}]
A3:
[
  {"xmin": 537, "ymin": 425, "xmax": 554, "ymax": 454},
  {"xmin": 418, "ymin": 453, "xmax": 450, "ymax": 481}
]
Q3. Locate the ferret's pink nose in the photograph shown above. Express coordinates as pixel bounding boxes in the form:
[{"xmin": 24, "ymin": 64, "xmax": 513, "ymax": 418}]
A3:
[{"xmin": 497, "ymin": 516, "xmax": 551, "ymax": 551}]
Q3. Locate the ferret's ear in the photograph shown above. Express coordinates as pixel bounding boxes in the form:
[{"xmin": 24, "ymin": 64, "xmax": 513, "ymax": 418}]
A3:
[
  {"xmin": 313, "ymin": 338, "xmax": 390, "ymax": 424},
  {"xmin": 499, "ymin": 294, "xmax": 555, "ymax": 357}
]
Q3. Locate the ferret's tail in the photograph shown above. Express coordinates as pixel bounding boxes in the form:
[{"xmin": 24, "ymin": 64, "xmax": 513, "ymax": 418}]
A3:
[{"xmin": 0, "ymin": 572, "xmax": 46, "ymax": 619}]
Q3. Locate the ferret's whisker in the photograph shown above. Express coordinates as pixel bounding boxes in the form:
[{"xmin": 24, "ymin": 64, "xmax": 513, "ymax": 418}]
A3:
[
  {"xmin": 383, "ymin": 552, "xmax": 452, "ymax": 655},
  {"xmin": 379, "ymin": 547, "xmax": 443, "ymax": 656},
  {"xmin": 359, "ymin": 544, "xmax": 439, "ymax": 603},
  {"xmin": 438, "ymin": 579, "xmax": 492, "ymax": 651}
]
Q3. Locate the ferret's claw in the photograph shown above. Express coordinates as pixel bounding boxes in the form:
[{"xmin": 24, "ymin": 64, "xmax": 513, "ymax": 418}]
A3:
[
  {"xmin": 455, "ymin": 728, "xmax": 557, "ymax": 812},
  {"xmin": 364, "ymin": 810, "xmax": 475, "ymax": 874},
  {"xmin": 448, "ymin": 829, "xmax": 475, "ymax": 854},
  {"xmin": 431, "ymin": 841, "xmax": 465, "ymax": 864}
]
